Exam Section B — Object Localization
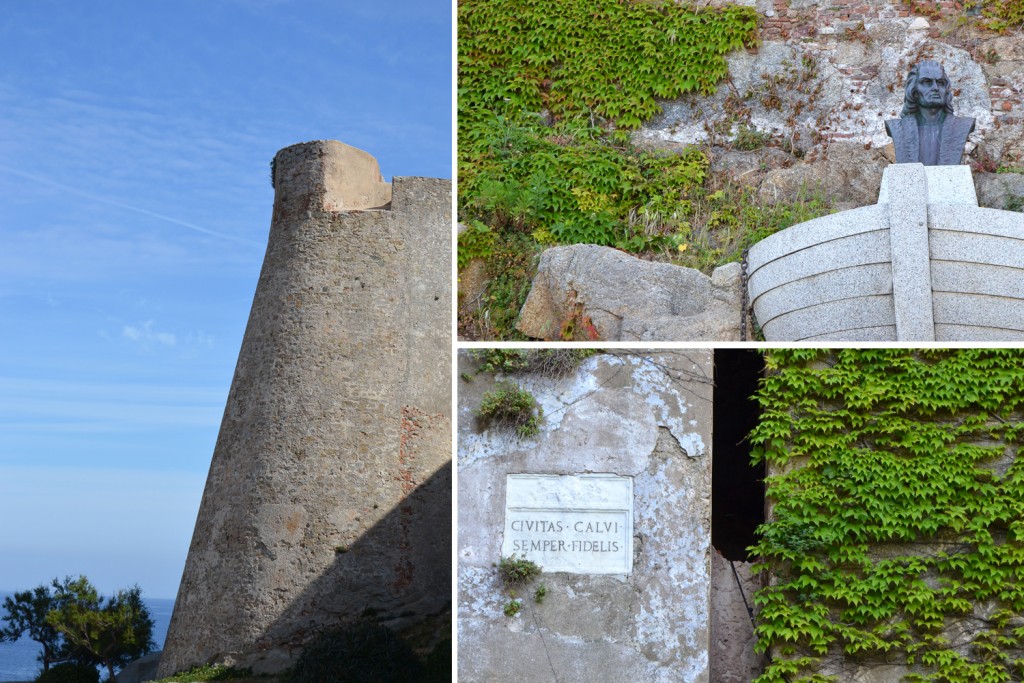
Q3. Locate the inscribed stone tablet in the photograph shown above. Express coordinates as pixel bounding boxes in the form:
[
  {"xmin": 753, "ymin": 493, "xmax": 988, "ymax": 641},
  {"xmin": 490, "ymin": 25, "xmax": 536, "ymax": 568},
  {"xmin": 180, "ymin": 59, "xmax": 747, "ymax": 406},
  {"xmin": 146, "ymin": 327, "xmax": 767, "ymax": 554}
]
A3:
[{"xmin": 502, "ymin": 474, "xmax": 633, "ymax": 574}]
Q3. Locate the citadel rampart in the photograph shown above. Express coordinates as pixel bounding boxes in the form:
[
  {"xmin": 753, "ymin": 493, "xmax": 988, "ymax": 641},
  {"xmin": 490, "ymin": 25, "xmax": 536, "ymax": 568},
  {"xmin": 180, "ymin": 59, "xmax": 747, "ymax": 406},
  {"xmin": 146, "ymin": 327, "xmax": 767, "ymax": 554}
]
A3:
[{"xmin": 157, "ymin": 140, "xmax": 452, "ymax": 676}]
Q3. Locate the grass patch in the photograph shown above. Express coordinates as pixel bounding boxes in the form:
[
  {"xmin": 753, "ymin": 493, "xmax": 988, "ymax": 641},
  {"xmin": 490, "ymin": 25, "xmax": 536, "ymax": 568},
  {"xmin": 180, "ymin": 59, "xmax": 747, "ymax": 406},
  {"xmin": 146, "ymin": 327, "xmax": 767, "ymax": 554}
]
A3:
[{"xmin": 149, "ymin": 665, "xmax": 264, "ymax": 683}]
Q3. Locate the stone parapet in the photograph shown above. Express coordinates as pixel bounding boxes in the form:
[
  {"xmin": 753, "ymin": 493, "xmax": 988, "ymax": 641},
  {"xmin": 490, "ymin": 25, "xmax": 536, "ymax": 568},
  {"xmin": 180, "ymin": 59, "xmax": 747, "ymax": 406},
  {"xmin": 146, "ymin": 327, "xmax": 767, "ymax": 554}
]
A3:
[{"xmin": 271, "ymin": 139, "xmax": 392, "ymax": 217}]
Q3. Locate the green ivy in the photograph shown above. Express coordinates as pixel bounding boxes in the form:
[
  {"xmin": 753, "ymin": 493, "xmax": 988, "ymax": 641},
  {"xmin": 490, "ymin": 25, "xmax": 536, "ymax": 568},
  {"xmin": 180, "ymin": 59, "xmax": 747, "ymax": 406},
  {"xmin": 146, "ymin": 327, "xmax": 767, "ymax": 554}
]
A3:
[
  {"xmin": 458, "ymin": 0, "xmax": 758, "ymax": 248},
  {"xmin": 459, "ymin": 0, "xmax": 757, "ymax": 132},
  {"xmin": 970, "ymin": 0, "xmax": 1024, "ymax": 33},
  {"xmin": 458, "ymin": 0, "xmax": 762, "ymax": 339},
  {"xmin": 461, "ymin": 113, "xmax": 710, "ymax": 249},
  {"xmin": 750, "ymin": 349, "xmax": 1024, "ymax": 683},
  {"xmin": 457, "ymin": 220, "xmax": 497, "ymax": 271}
]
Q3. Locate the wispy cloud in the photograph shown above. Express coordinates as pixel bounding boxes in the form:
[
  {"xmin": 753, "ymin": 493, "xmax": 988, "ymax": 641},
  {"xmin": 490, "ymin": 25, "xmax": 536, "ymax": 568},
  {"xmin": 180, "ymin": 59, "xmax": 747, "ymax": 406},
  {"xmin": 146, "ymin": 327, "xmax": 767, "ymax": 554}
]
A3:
[
  {"xmin": 123, "ymin": 320, "xmax": 177, "ymax": 347},
  {"xmin": 0, "ymin": 164, "xmax": 261, "ymax": 246}
]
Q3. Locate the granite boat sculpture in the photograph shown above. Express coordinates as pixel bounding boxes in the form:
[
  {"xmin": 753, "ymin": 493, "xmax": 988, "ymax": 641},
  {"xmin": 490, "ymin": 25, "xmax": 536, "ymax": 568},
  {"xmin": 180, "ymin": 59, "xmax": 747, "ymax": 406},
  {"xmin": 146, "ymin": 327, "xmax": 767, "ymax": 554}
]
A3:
[{"xmin": 746, "ymin": 164, "xmax": 1024, "ymax": 341}]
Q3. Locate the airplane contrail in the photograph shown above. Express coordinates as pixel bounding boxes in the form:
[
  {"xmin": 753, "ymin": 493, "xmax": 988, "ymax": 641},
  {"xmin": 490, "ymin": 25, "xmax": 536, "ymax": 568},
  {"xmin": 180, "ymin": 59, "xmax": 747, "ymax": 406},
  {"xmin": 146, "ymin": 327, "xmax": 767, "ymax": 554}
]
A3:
[{"xmin": 0, "ymin": 164, "xmax": 263, "ymax": 247}]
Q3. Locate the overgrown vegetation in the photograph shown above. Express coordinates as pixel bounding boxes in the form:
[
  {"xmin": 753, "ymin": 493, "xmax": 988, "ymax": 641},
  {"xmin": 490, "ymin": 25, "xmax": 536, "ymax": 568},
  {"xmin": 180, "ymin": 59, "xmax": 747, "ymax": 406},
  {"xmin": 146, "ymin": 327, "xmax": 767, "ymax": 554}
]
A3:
[
  {"xmin": 457, "ymin": 0, "xmax": 779, "ymax": 339},
  {"xmin": 503, "ymin": 599, "xmax": 523, "ymax": 617},
  {"xmin": 470, "ymin": 348, "xmax": 598, "ymax": 377},
  {"xmin": 967, "ymin": 0, "xmax": 1024, "ymax": 33},
  {"xmin": 466, "ymin": 350, "xmax": 601, "ymax": 441},
  {"xmin": 148, "ymin": 665, "xmax": 258, "ymax": 683},
  {"xmin": 459, "ymin": 0, "xmax": 758, "ymax": 137},
  {"xmin": 750, "ymin": 349, "xmax": 1024, "ymax": 683},
  {"xmin": 476, "ymin": 382, "xmax": 543, "ymax": 438},
  {"xmin": 498, "ymin": 555, "xmax": 544, "ymax": 587},
  {"xmin": 462, "ymin": 116, "xmax": 712, "ymax": 250}
]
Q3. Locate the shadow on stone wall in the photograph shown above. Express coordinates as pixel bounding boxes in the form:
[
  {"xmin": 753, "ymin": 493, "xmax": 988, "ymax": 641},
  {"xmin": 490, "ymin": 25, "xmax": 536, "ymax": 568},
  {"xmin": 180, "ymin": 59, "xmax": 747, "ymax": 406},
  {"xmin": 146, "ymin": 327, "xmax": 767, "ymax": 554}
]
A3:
[{"xmin": 249, "ymin": 461, "xmax": 452, "ymax": 672}]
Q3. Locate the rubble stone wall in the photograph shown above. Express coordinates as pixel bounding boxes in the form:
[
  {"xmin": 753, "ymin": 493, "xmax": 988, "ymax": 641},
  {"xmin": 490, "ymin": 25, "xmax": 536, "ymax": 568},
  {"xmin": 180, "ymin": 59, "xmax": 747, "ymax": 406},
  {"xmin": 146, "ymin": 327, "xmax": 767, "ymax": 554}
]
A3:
[{"xmin": 158, "ymin": 141, "xmax": 452, "ymax": 677}]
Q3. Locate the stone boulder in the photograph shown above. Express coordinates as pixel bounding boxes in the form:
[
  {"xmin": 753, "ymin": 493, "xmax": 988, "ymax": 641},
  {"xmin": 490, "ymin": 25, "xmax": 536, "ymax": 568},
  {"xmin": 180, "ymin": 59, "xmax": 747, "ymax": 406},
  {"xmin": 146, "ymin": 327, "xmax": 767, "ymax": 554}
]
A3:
[
  {"xmin": 758, "ymin": 141, "xmax": 888, "ymax": 209},
  {"xmin": 458, "ymin": 259, "xmax": 488, "ymax": 314},
  {"xmin": 975, "ymin": 172, "xmax": 1024, "ymax": 212},
  {"xmin": 516, "ymin": 244, "xmax": 743, "ymax": 341}
]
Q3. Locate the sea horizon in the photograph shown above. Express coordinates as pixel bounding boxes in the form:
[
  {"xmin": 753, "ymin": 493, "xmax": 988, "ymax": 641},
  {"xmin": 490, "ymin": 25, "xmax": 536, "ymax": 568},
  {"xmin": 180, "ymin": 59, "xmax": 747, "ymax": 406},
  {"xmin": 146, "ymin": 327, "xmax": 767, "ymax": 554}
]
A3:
[{"xmin": 0, "ymin": 594, "xmax": 174, "ymax": 682}]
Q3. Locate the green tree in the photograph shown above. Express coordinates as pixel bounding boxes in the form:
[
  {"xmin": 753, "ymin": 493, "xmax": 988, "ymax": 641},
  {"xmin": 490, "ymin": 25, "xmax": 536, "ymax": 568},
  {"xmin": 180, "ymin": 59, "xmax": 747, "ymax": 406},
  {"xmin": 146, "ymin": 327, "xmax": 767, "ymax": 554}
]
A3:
[
  {"xmin": 0, "ymin": 584, "xmax": 63, "ymax": 670},
  {"xmin": 46, "ymin": 576, "xmax": 154, "ymax": 682}
]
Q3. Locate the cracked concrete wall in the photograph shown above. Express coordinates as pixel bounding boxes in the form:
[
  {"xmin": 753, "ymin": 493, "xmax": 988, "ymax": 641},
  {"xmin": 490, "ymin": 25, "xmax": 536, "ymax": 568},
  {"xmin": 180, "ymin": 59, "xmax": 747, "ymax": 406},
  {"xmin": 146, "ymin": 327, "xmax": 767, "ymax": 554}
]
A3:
[{"xmin": 458, "ymin": 350, "xmax": 714, "ymax": 682}]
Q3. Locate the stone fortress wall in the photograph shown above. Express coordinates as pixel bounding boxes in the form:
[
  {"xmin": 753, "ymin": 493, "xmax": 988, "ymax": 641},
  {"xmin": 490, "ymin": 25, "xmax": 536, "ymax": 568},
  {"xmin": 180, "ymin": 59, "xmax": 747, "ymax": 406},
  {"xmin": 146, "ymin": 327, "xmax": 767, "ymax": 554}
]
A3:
[
  {"xmin": 157, "ymin": 141, "xmax": 452, "ymax": 677},
  {"xmin": 729, "ymin": 0, "xmax": 1022, "ymax": 121},
  {"xmin": 643, "ymin": 3, "xmax": 1022, "ymax": 167}
]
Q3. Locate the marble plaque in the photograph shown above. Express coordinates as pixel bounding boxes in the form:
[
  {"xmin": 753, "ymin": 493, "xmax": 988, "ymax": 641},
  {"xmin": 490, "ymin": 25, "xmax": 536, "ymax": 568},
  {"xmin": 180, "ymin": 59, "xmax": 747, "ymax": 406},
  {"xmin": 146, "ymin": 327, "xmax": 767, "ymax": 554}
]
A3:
[{"xmin": 502, "ymin": 473, "xmax": 633, "ymax": 574}]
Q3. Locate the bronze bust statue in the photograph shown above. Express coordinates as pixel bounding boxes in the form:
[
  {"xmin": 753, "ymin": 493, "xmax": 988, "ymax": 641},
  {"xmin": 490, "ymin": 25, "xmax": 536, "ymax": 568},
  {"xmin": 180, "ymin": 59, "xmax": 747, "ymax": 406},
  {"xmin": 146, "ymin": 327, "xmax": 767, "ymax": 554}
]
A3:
[{"xmin": 885, "ymin": 61, "xmax": 975, "ymax": 166}]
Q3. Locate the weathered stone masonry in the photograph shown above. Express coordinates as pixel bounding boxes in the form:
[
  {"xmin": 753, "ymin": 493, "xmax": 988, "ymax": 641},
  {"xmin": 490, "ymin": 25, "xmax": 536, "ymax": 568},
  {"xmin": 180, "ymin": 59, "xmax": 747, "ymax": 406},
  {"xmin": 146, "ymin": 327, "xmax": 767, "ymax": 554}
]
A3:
[
  {"xmin": 158, "ymin": 141, "xmax": 452, "ymax": 676},
  {"xmin": 458, "ymin": 351, "xmax": 716, "ymax": 682},
  {"xmin": 641, "ymin": 2, "xmax": 1024, "ymax": 172}
]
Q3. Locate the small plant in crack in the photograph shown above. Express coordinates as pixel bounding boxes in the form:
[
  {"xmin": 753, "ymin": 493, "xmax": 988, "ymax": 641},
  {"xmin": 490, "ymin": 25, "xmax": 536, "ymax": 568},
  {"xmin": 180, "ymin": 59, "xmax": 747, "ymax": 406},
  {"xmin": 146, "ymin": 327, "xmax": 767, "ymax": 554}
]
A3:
[
  {"xmin": 498, "ymin": 554, "xmax": 543, "ymax": 587},
  {"xmin": 503, "ymin": 598, "xmax": 523, "ymax": 617},
  {"xmin": 497, "ymin": 555, "xmax": 544, "ymax": 618},
  {"xmin": 476, "ymin": 382, "xmax": 543, "ymax": 438}
]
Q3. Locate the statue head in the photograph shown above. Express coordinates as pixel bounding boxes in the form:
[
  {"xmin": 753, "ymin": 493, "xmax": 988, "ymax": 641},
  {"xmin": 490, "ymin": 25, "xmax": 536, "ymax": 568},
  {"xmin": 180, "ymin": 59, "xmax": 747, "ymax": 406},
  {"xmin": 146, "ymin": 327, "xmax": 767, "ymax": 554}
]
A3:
[{"xmin": 901, "ymin": 60, "xmax": 954, "ymax": 118}]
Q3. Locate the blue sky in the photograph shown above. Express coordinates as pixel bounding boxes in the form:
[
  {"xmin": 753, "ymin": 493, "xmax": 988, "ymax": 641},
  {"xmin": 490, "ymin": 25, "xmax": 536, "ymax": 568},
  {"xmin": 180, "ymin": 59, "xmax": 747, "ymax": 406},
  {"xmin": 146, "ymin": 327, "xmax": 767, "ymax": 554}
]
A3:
[{"xmin": 0, "ymin": 0, "xmax": 451, "ymax": 599}]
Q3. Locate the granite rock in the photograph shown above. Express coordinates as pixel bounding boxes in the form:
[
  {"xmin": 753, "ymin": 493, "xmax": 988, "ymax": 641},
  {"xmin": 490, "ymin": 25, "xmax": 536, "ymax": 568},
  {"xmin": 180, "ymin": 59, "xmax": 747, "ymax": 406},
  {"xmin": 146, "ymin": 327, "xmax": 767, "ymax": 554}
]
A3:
[
  {"xmin": 516, "ymin": 244, "xmax": 743, "ymax": 341},
  {"xmin": 758, "ymin": 142, "xmax": 888, "ymax": 208},
  {"xmin": 975, "ymin": 172, "xmax": 1024, "ymax": 211}
]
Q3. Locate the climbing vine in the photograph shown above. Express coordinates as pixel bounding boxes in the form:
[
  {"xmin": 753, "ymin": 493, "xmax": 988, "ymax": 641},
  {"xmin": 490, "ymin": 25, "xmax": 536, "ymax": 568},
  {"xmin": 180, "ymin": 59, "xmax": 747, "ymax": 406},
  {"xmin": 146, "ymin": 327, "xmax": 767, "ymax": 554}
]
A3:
[
  {"xmin": 459, "ymin": 0, "xmax": 758, "ymax": 248},
  {"xmin": 459, "ymin": 0, "xmax": 758, "ymax": 134},
  {"xmin": 457, "ymin": 0, "xmax": 781, "ymax": 339},
  {"xmin": 750, "ymin": 349, "xmax": 1024, "ymax": 683},
  {"xmin": 963, "ymin": 0, "xmax": 1024, "ymax": 33}
]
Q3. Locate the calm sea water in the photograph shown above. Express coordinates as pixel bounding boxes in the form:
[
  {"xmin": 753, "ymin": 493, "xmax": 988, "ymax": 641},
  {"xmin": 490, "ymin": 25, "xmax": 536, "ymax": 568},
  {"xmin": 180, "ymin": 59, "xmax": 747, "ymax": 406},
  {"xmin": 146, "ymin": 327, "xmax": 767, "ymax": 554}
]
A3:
[{"xmin": 0, "ymin": 595, "xmax": 174, "ymax": 682}]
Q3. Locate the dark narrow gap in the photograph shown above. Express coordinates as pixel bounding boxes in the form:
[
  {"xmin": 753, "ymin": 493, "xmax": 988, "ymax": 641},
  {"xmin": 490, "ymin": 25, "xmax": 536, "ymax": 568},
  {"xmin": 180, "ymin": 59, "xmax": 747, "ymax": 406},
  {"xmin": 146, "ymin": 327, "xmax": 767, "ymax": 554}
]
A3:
[{"xmin": 712, "ymin": 349, "xmax": 766, "ymax": 561}]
